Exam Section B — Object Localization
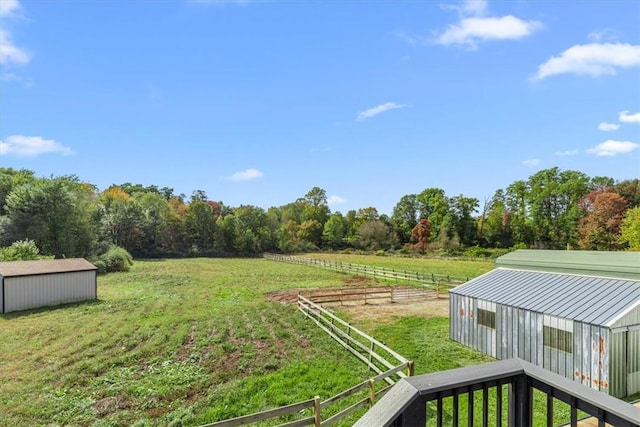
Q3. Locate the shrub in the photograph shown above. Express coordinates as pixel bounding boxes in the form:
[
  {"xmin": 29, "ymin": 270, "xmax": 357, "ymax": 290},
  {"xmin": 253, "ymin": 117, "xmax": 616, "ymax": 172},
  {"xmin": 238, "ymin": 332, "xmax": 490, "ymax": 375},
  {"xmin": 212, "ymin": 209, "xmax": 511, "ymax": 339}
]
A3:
[
  {"xmin": 0, "ymin": 239, "xmax": 41, "ymax": 261},
  {"xmin": 91, "ymin": 246, "xmax": 133, "ymax": 274},
  {"xmin": 464, "ymin": 246, "xmax": 492, "ymax": 258}
]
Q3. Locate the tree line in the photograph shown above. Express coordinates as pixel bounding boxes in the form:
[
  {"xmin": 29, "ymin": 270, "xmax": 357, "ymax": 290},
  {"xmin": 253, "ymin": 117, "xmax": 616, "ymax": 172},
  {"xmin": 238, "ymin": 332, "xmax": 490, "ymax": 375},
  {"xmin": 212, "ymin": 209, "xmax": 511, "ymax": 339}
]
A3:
[{"xmin": 0, "ymin": 167, "xmax": 638, "ymax": 264}]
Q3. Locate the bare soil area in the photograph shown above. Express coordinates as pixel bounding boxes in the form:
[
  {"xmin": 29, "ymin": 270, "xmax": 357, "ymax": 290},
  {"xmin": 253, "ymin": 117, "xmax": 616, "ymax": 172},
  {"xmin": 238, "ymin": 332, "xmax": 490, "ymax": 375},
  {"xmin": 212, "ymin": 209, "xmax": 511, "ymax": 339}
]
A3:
[{"xmin": 267, "ymin": 277, "xmax": 450, "ymax": 328}]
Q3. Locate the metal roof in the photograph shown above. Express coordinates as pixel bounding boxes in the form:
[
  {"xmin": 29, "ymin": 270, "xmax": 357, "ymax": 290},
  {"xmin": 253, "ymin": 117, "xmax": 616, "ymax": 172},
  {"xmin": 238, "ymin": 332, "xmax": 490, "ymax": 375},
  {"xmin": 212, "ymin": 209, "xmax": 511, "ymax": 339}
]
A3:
[
  {"xmin": 0, "ymin": 258, "xmax": 97, "ymax": 277},
  {"xmin": 496, "ymin": 250, "xmax": 640, "ymax": 280},
  {"xmin": 451, "ymin": 268, "xmax": 640, "ymax": 327}
]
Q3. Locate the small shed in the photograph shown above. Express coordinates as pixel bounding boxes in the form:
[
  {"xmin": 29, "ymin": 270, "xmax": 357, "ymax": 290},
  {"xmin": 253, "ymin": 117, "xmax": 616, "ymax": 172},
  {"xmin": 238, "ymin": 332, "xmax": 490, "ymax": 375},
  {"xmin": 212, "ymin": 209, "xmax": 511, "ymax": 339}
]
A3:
[
  {"xmin": 450, "ymin": 250, "xmax": 640, "ymax": 398},
  {"xmin": 0, "ymin": 258, "xmax": 98, "ymax": 314}
]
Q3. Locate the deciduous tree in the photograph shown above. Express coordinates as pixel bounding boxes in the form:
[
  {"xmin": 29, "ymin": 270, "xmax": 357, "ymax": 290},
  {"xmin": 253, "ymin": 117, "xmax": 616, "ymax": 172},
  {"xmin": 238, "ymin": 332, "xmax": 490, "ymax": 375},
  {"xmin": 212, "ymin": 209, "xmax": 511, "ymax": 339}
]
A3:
[
  {"xmin": 578, "ymin": 191, "xmax": 627, "ymax": 250},
  {"xmin": 619, "ymin": 207, "xmax": 640, "ymax": 251},
  {"xmin": 410, "ymin": 218, "xmax": 431, "ymax": 252}
]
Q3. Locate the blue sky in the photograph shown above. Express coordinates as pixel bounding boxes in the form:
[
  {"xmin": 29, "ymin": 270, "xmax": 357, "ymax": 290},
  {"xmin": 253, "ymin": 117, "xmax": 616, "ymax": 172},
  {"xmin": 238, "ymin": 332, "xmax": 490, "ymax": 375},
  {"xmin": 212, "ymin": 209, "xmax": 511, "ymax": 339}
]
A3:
[{"xmin": 1, "ymin": 0, "xmax": 639, "ymax": 216}]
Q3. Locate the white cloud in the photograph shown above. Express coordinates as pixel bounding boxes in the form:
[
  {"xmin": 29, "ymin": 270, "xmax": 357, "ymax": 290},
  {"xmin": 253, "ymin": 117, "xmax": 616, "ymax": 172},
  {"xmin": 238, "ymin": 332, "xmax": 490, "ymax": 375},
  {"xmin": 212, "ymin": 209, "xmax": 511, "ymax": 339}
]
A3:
[
  {"xmin": 357, "ymin": 102, "xmax": 406, "ymax": 121},
  {"xmin": 0, "ymin": 29, "xmax": 29, "ymax": 64},
  {"xmin": 588, "ymin": 29, "xmax": 619, "ymax": 43},
  {"xmin": 435, "ymin": 15, "xmax": 541, "ymax": 49},
  {"xmin": 327, "ymin": 195, "xmax": 346, "ymax": 206},
  {"xmin": 225, "ymin": 168, "xmax": 263, "ymax": 182},
  {"xmin": 533, "ymin": 43, "xmax": 640, "ymax": 81},
  {"xmin": 442, "ymin": 0, "xmax": 488, "ymax": 17},
  {"xmin": 522, "ymin": 159, "xmax": 540, "ymax": 167},
  {"xmin": 460, "ymin": 0, "xmax": 488, "ymax": 16},
  {"xmin": 587, "ymin": 140, "xmax": 639, "ymax": 156},
  {"xmin": 598, "ymin": 122, "xmax": 620, "ymax": 131},
  {"xmin": 619, "ymin": 110, "xmax": 640, "ymax": 123},
  {"xmin": 0, "ymin": 0, "xmax": 20, "ymax": 17},
  {"xmin": 0, "ymin": 0, "xmax": 29, "ymax": 66},
  {"xmin": 0, "ymin": 71, "xmax": 34, "ymax": 87},
  {"xmin": 0, "ymin": 135, "xmax": 73, "ymax": 157},
  {"xmin": 555, "ymin": 149, "xmax": 578, "ymax": 157}
]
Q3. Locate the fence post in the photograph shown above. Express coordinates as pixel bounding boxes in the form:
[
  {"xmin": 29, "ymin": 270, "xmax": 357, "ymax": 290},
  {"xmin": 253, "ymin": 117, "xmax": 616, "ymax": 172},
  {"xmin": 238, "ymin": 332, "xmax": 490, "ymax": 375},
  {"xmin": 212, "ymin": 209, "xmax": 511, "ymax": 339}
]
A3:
[
  {"xmin": 368, "ymin": 379, "xmax": 376, "ymax": 406},
  {"xmin": 368, "ymin": 340, "xmax": 375, "ymax": 370},
  {"xmin": 407, "ymin": 360, "xmax": 415, "ymax": 377},
  {"xmin": 313, "ymin": 395, "xmax": 321, "ymax": 427}
]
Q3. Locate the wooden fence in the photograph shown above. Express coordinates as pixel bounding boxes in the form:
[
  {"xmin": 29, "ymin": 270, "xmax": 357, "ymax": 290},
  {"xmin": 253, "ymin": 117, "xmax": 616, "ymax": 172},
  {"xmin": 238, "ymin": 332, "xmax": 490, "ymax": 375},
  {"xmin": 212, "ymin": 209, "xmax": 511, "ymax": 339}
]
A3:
[
  {"xmin": 263, "ymin": 253, "xmax": 467, "ymax": 296},
  {"xmin": 300, "ymin": 285, "xmax": 437, "ymax": 305},
  {"xmin": 200, "ymin": 295, "xmax": 413, "ymax": 427}
]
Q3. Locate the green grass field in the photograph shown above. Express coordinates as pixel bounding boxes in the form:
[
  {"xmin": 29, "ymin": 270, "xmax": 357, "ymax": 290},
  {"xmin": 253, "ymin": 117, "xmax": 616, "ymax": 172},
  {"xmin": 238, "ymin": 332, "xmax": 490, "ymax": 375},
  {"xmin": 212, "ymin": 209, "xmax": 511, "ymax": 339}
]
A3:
[
  {"xmin": 1, "ymin": 258, "xmax": 383, "ymax": 426},
  {"xmin": 0, "ymin": 255, "xmax": 593, "ymax": 426}
]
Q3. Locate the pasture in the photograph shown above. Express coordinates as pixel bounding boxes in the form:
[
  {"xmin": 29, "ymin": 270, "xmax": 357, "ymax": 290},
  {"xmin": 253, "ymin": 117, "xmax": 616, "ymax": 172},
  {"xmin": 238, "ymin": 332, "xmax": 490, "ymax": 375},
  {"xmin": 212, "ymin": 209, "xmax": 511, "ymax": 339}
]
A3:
[{"xmin": 0, "ymin": 255, "xmax": 493, "ymax": 426}]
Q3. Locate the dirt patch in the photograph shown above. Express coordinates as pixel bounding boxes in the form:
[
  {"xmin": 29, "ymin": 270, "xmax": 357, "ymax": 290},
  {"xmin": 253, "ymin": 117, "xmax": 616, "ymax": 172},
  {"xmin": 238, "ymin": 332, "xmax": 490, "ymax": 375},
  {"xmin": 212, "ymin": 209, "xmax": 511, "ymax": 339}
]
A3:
[
  {"xmin": 344, "ymin": 275, "xmax": 372, "ymax": 285},
  {"xmin": 94, "ymin": 396, "xmax": 119, "ymax": 417},
  {"xmin": 339, "ymin": 298, "xmax": 450, "ymax": 329},
  {"xmin": 177, "ymin": 323, "xmax": 197, "ymax": 361},
  {"xmin": 267, "ymin": 275, "xmax": 378, "ymax": 305},
  {"xmin": 267, "ymin": 282, "xmax": 450, "ymax": 328},
  {"xmin": 267, "ymin": 288, "xmax": 301, "ymax": 305}
]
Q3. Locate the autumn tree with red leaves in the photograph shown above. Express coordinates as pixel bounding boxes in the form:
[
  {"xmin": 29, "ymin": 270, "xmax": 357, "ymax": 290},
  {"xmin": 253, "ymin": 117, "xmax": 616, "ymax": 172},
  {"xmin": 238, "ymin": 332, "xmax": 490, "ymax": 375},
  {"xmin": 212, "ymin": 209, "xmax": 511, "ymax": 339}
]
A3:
[
  {"xmin": 410, "ymin": 218, "xmax": 432, "ymax": 252},
  {"xmin": 578, "ymin": 190, "xmax": 627, "ymax": 250}
]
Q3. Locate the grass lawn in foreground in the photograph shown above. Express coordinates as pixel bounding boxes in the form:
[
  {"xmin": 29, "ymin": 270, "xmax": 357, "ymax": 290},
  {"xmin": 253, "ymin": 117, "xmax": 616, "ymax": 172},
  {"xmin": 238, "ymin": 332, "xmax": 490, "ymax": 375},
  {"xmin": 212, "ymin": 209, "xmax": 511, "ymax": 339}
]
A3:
[
  {"xmin": 2, "ymin": 254, "xmax": 572, "ymax": 426},
  {"xmin": 0, "ymin": 258, "xmax": 373, "ymax": 426}
]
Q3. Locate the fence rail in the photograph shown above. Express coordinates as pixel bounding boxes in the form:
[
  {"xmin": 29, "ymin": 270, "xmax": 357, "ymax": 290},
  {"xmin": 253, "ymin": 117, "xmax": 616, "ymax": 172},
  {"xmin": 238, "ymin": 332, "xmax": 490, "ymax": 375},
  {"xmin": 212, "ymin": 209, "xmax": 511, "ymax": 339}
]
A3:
[
  {"xmin": 200, "ymin": 294, "xmax": 413, "ymax": 427},
  {"xmin": 297, "ymin": 294, "xmax": 412, "ymax": 385},
  {"xmin": 264, "ymin": 253, "xmax": 467, "ymax": 296},
  {"xmin": 300, "ymin": 285, "xmax": 436, "ymax": 306}
]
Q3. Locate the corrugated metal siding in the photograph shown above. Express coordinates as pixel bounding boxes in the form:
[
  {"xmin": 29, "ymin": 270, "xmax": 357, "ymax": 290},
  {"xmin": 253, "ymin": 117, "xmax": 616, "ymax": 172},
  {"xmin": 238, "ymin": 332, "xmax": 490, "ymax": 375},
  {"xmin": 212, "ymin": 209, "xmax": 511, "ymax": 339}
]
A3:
[
  {"xmin": 450, "ymin": 268, "xmax": 640, "ymax": 327},
  {"xmin": 610, "ymin": 302, "xmax": 640, "ymax": 329},
  {"xmin": 450, "ymin": 267, "xmax": 638, "ymax": 397},
  {"xmin": 450, "ymin": 298, "xmax": 629, "ymax": 395},
  {"xmin": 3, "ymin": 271, "xmax": 96, "ymax": 313},
  {"xmin": 609, "ymin": 331, "xmax": 627, "ymax": 398},
  {"xmin": 628, "ymin": 330, "xmax": 640, "ymax": 396}
]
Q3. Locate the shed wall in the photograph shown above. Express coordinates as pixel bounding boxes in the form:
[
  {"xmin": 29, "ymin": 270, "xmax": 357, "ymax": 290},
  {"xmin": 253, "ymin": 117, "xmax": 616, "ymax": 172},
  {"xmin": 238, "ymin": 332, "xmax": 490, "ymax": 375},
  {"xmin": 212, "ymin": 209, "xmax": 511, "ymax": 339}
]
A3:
[
  {"xmin": 624, "ymin": 329, "xmax": 640, "ymax": 396},
  {"xmin": 449, "ymin": 294, "xmax": 628, "ymax": 397},
  {"xmin": 3, "ymin": 271, "xmax": 96, "ymax": 313}
]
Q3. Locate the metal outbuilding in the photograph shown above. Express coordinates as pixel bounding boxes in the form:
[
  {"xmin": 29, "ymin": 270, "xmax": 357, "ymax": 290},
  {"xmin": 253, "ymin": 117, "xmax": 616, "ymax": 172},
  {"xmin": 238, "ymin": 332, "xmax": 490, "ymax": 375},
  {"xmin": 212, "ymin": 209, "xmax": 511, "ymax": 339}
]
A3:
[
  {"xmin": 0, "ymin": 258, "xmax": 98, "ymax": 314},
  {"xmin": 450, "ymin": 250, "xmax": 640, "ymax": 398}
]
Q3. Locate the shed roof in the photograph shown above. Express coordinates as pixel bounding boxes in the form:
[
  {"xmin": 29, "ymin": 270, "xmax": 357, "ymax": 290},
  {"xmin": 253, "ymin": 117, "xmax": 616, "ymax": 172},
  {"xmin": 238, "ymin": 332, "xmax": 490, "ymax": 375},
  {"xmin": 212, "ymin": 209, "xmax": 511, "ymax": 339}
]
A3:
[
  {"xmin": 496, "ymin": 250, "xmax": 640, "ymax": 280},
  {"xmin": 451, "ymin": 268, "xmax": 640, "ymax": 327},
  {"xmin": 0, "ymin": 258, "xmax": 97, "ymax": 278}
]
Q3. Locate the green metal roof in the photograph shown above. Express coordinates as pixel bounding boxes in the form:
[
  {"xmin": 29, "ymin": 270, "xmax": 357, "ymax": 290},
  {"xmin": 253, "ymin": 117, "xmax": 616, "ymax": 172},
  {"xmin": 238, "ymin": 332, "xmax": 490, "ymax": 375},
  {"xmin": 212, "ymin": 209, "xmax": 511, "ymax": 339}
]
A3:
[{"xmin": 495, "ymin": 250, "xmax": 640, "ymax": 280}]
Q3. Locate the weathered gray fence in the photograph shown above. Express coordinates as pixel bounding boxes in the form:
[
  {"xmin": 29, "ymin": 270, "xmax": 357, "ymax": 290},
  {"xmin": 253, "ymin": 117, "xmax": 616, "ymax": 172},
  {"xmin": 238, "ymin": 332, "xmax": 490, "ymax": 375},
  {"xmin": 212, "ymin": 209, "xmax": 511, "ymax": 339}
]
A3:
[
  {"xmin": 300, "ymin": 285, "xmax": 437, "ymax": 305},
  {"xmin": 264, "ymin": 253, "xmax": 467, "ymax": 296},
  {"xmin": 200, "ymin": 295, "xmax": 413, "ymax": 427}
]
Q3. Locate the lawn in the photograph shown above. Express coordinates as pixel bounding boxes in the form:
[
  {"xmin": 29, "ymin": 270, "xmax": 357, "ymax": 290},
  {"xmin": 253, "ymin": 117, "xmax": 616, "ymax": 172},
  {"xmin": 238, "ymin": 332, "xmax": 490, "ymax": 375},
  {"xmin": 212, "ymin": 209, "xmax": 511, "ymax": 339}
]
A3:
[
  {"xmin": 0, "ymin": 258, "xmax": 378, "ymax": 426},
  {"xmin": 0, "ymin": 254, "xmax": 586, "ymax": 426}
]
